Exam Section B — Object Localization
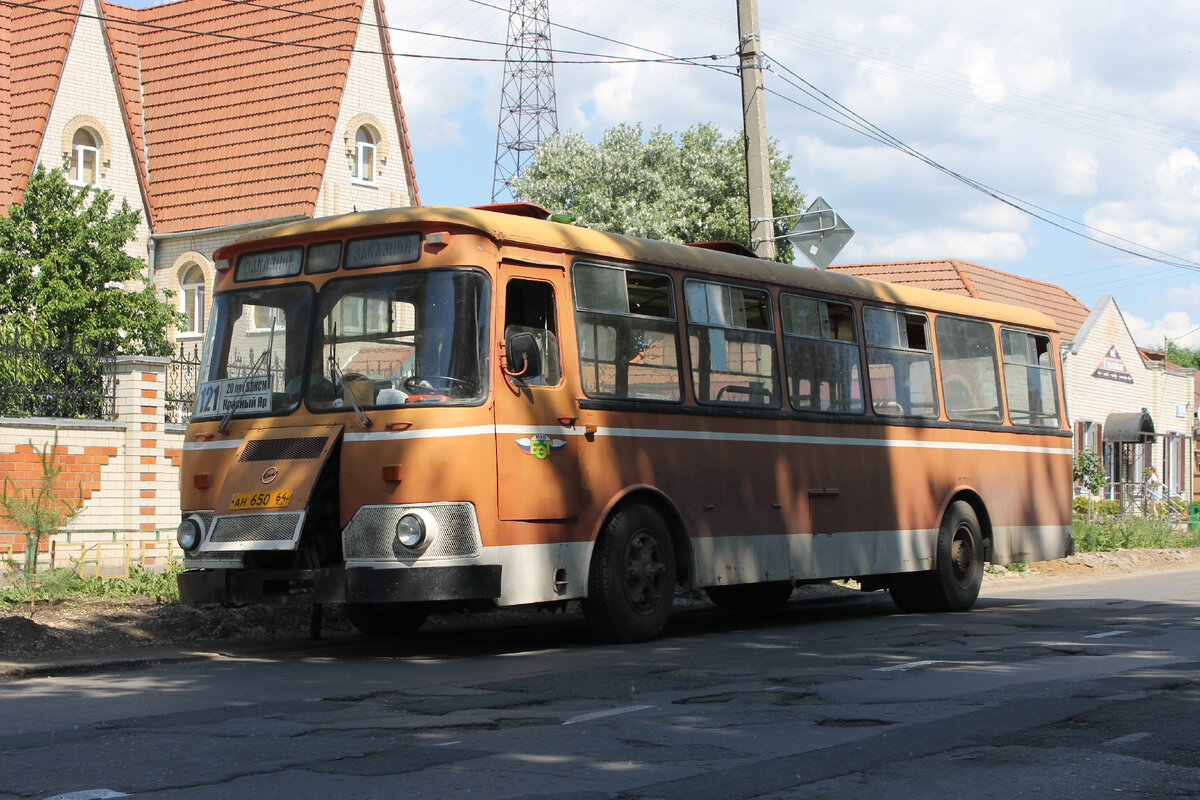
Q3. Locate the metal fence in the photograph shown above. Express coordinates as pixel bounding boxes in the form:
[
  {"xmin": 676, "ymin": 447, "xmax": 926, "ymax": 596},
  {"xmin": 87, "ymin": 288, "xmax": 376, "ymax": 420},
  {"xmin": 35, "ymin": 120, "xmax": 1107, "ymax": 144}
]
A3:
[
  {"xmin": 0, "ymin": 332, "xmax": 116, "ymax": 420},
  {"xmin": 166, "ymin": 341, "xmax": 203, "ymax": 424}
]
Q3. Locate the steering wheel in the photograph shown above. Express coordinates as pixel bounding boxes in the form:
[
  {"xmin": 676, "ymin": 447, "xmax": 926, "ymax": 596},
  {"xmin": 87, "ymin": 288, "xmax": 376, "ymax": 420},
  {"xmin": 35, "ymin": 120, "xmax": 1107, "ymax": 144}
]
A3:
[{"xmin": 402, "ymin": 375, "xmax": 470, "ymax": 395}]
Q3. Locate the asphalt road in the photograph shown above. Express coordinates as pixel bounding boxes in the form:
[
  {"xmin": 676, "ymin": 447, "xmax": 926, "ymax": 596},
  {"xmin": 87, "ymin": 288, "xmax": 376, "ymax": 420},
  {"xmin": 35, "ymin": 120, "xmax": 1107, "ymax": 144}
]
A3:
[{"xmin": 2, "ymin": 568, "xmax": 1199, "ymax": 800}]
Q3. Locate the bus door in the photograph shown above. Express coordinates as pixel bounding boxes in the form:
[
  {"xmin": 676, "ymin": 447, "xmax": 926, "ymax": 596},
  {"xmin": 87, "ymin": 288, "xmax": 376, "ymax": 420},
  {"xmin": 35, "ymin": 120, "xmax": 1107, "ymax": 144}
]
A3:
[{"xmin": 495, "ymin": 269, "xmax": 581, "ymax": 520}]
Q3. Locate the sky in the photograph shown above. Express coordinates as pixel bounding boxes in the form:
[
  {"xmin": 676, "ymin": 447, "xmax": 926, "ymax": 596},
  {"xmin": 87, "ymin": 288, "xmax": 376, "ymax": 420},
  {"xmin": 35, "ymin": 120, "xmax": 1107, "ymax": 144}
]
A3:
[{"xmin": 385, "ymin": 0, "xmax": 1200, "ymax": 350}]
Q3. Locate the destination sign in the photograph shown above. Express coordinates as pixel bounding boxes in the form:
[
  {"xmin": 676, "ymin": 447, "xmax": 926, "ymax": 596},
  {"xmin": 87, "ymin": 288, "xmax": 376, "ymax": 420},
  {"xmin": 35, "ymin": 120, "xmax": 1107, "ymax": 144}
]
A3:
[
  {"xmin": 235, "ymin": 247, "xmax": 303, "ymax": 282},
  {"xmin": 345, "ymin": 233, "xmax": 421, "ymax": 269},
  {"xmin": 194, "ymin": 375, "xmax": 273, "ymax": 416}
]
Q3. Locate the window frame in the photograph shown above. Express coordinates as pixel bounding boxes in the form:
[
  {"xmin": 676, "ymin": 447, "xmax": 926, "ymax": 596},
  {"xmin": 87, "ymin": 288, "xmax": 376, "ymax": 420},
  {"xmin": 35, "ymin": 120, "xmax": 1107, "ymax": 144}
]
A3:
[
  {"xmin": 779, "ymin": 292, "xmax": 864, "ymax": 415},
  {"xmin": 862, "ymin": 305, "xmax": 939, "ymax": 419},
  {"xmin": 934, "ymin": 314, "xmax": 1003, "ymax": 425},
  {"xmin": 179, "ymin": 263, "xmax": 207, "ymax": 338},
  {"xmin": 571, "ymin": 260, "xmax": 682, "ymax": 404},
  {"xmin": 352, "ymin": 126, "xmax": 377, "ymax": 185},
  {"xmin": 69, "ymin": 128, "xmax": 99, "ymax": 186},
  {"xmin": 683, "ymin": 276, "xmax": 781, "ymax": 409},
  {"xmin": 999, "ymin": 327, "xmax": 1061, "ymax": 428}
]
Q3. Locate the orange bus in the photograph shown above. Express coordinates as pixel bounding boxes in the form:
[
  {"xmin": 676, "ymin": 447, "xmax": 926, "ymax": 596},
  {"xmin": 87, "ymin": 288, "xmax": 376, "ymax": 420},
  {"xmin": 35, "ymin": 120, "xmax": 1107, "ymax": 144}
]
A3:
[{"xmin": 177, "ymin": 203, "xmax": 1073, "ymax": 642}]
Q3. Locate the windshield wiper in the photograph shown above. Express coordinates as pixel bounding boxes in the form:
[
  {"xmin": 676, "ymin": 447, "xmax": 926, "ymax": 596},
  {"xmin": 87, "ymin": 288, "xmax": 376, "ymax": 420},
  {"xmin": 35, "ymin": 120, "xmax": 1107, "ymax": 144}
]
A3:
[
  {"xmin": 218, "ymin": 316, "xmax": 275, "ymax": 434},
  {"xmin": 327, "ymin": 324, "xmax": 372, "ymax": 428}
]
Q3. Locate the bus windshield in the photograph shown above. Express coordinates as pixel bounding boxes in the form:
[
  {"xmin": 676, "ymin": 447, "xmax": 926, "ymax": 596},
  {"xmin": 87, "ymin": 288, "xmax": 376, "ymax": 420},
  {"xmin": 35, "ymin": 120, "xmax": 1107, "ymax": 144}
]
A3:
[
  {"xmin": 314, "ymin": 269, "xmax": 490, "ymax": 407},
  {"xmin": 193, "ymin": 284, "xmax": 313, "ymax": 419}
]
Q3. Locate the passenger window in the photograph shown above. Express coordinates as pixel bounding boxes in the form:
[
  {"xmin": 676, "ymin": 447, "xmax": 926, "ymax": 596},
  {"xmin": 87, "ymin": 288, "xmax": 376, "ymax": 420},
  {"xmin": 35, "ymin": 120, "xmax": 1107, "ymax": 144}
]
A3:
[
  {"xmin": 864, "ymin": 307, "xmax": 937, "ymax": 418},
  {"xmin": 1001, "ymin": 329, "xmax": 1060, "ymax": 426},
  {"xmin": 781, "ymin": 294, "xmax": 863, "ymax": 414},
  {"xmin": 686, "ymin": 280, "xmax": 779, "ymax": 407},
  {"xmin": 573, "ymin": 263, "xmax": 680, "ymax": 401},
  {"xmin": 937, "ymin": 317, "xmax": 1001, "ymax": 423}
]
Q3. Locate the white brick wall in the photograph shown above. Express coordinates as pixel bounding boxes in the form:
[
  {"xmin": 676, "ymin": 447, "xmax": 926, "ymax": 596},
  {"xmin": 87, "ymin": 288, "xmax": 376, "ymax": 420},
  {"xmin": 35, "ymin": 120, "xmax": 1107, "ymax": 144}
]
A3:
[{"xmin": 315, "ymin": 0, "xmax": 413, "ymax": 217}]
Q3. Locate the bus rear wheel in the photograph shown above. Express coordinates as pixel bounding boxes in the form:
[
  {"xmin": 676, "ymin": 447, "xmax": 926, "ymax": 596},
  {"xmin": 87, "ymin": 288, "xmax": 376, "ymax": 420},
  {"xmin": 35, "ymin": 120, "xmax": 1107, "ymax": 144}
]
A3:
[
  {"xmin": 889, "ymin": 501, "xmax": 984, "ymax": 613},
  {"xmin": 584, "ymin": 504, "xmax": 676, "ymax": 643},
  {"xmin": 344, "ymin": 603, "xmax": 430, "ymax": 636},
  {"xmin": 706, "ymin": 581, "xmax": 794, "ymax": 613}
]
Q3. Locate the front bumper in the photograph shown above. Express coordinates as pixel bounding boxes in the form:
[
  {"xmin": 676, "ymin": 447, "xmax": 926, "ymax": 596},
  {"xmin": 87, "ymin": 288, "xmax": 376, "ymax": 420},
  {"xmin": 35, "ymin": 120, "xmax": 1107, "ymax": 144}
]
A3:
[{"xmin": 178, "ymin": 564, "xmax": 502, "ymax": 606}]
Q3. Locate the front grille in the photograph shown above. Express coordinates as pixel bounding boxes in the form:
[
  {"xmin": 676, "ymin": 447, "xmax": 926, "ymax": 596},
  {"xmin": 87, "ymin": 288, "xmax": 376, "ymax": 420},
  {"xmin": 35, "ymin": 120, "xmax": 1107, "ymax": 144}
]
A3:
[
  {"xmin": 207, "ymin": 512, "xmax": 304, "ymax": 549},
  {"xmin": 343, "ymin": 503, "xmax": 482, "ymax": 561},
  {"xmin": 239, "ymin": 437, "xmax": 327, "ymax": 462}
]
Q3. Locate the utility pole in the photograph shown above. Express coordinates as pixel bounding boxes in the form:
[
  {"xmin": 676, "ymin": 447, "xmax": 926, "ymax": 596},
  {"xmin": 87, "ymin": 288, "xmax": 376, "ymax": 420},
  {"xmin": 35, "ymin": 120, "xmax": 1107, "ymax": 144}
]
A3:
[
  {"xmin": 492, "ymin": 0, "xmax": 559, "ymax": 203},
  {"xmin": 738, "ymin": 0, "xmax": 775, "ymax": 260}
]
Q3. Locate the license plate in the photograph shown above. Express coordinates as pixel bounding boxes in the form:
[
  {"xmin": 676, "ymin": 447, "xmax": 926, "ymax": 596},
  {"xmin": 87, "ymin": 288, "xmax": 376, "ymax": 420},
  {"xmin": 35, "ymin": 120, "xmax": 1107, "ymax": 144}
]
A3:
[{"xmin": 229, "ymin": 490, "xmax": 292, "ymax": 510}]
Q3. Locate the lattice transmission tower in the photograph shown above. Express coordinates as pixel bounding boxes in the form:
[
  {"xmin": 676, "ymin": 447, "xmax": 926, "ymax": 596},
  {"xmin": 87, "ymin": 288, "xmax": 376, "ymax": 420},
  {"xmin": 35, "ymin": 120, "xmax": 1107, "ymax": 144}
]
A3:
[{"xmin": 491, "ymin": 0, "xmax": 558, "ymax": 202}]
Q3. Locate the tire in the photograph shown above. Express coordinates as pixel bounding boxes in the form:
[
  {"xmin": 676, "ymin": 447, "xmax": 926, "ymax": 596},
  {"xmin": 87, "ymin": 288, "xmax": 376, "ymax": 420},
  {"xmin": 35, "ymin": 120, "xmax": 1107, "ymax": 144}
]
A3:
[
  {"xmin": 583, "ymin": 505, "xmax": 676, "ymax": 643},
  {"xmin": 928, "ymin": 501, "xmax": 984, "ymax": 611},
  {"xmin": 888, "ymin": 500, "xmax": 984, "ymax": 613},
  {"xmin": 706, "ymin": 581, "xmax": 794, "ymax": 613},
  {"xmin": 344, "ymin": 603, "xmax": 430, "ymax": 637}
]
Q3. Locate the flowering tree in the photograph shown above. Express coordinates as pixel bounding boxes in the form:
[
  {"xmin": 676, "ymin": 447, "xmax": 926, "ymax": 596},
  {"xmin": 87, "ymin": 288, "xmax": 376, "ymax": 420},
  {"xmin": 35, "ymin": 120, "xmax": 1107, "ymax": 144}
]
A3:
[{"xmin": 510, "ymin": 122, "xmax": 805, "ymax": 263}]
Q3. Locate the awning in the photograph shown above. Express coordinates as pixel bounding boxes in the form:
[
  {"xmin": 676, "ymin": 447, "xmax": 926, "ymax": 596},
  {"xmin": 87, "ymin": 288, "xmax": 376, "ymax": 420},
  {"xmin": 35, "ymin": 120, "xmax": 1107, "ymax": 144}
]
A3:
[{"xmin": 1103, "ymin": 410, "xmax": 1156, "ymax": 443}]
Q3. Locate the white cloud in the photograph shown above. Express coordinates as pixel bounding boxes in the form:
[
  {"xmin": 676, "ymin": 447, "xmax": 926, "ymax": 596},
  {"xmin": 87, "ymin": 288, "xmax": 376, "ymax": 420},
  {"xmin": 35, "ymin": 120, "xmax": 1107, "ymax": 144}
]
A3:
[
  {"xmin": 852, "ymin": 228, "xmax": 1028, "ymax": 263},
  {"xmin": 1125, "ymin": 309, "xmax": 1200, "ymax": 349}
]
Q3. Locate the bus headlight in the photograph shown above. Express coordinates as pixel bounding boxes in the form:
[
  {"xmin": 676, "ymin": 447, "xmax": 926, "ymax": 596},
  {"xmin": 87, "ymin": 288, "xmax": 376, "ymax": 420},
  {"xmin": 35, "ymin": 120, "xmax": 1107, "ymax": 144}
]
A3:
[
  {"xmin": 394, "ymin": 509, "xmax": 437, "ymax": 552},
  {"xmin": 177, "ymin": 517, "xmax": 203, "ymax": 552}
]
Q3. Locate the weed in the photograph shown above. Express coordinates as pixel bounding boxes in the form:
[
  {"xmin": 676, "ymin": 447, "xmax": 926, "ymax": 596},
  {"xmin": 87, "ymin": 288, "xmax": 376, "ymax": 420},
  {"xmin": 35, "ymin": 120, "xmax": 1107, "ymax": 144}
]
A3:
[{"xmin": 1072, "ymin": 516, "xmax": 1200, "ymax": 552}]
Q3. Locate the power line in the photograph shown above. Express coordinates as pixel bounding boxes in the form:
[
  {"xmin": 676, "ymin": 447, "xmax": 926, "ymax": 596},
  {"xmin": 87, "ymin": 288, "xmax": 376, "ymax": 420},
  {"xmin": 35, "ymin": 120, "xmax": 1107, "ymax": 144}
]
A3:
[{"xmin": 762, "ymin": 52, "xmax": 1200, "ymax": 274}]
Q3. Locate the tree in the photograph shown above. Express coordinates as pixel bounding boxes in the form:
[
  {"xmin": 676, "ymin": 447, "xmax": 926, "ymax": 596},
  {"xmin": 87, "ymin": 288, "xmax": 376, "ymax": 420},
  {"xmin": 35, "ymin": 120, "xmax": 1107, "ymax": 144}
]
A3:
[
  {"xmin": 0, "ymin": 432, "xmax": 84, "ymax": 598},
  {"xmin": 0, "ymin": 164, "xmax": 182, "ymax": 355},
  {"xmin": 510, "ymin": 122, "xmax": 805, "ymax": 263},
  {"xmin": 1073, "ymin": 447, "xmax": 1107, "ymax": 519},
  {"xmin": 1166, "ymin": 341, "xmax": 1200, "ymax": 369}
]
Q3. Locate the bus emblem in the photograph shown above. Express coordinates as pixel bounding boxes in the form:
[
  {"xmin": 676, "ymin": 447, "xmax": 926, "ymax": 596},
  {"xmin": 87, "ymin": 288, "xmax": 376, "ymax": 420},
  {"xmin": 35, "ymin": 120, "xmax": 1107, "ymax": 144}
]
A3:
[
  {"xmin": 516, "ymin": 434, "xmax": 566, "ymax": 461},
  {"xmin": 261, "ymin": 466, "xmax": 279, "ymax": 484}
]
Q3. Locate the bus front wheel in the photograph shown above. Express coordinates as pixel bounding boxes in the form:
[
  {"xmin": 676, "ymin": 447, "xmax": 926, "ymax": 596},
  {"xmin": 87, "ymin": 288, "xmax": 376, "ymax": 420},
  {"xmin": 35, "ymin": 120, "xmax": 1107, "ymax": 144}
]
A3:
[
  {"xmin": 889, "ymin": 501, "xmax": 984, "ymax": 613},
  {"xmin": 344, "ymin": 603, "xmax": 430, "ymax": 636},
  {"xmin": 584, "ymin": 505, "xmax": 676, "ymax": 643}
]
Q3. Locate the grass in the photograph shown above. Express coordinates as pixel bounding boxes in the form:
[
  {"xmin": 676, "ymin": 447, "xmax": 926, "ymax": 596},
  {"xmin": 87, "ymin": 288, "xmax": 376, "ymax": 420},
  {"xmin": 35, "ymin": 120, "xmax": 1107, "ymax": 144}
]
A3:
[
  {"xmin": 1072, "ymin": 515, "xmax": 1200, "ymax": 553},
  {"xmin": 0, "ymin": 561, "xmax": 180, "ymax": 610}
]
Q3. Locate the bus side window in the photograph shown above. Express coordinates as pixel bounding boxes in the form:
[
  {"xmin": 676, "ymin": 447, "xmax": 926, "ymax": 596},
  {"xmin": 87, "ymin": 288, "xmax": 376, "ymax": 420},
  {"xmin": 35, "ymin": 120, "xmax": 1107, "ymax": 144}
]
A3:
[
  {"xmin": 685, "ymin": 279, "xmax": 779, "ymax": 408},
  {"xmin": 573, "ymin": 263, "xmax": 680, "ymax": 402},
  {"xmin": 505, "ymin": 279, "xmax": 561, "ymax": 386},
  {"xmin": 781, "ymin": 294, "xmax": 863, "ymax": 414},
  {"xmin": 864, "ymin": 306, "xmax": 938, "ymax": 418},
  {"xmin": 1001, "ymin": 329, "xmax": 1060, "ymax": 426},
  {"xmin": 936, "ymin": 316, "xmax": 1002, "ymax": 423}
]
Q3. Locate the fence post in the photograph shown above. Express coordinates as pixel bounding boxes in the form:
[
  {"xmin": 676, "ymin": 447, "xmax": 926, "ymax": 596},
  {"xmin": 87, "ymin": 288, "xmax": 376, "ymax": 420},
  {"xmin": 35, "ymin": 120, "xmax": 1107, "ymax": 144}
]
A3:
[{"xmin": 106, "ymin": 356, "xmax": 176, "ymax": 534}]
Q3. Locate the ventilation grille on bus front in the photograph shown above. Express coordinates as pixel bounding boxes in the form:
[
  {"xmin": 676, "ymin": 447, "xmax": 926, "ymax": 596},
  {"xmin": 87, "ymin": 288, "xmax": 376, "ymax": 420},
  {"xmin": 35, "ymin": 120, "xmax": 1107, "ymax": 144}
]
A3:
[
  {"xmin": 239, "ymin": 437, "xmax": 327, "ymax": 462},
  {"xmin": 209, "ymin": 512, "xmax": 304, "ymax": 544}
]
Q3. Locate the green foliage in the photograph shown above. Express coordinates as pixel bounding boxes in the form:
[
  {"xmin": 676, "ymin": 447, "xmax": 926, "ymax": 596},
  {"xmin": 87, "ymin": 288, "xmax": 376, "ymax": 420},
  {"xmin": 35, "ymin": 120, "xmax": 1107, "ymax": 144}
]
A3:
[
  {"xmin": 0, "ymin": 164, "xmax": 182, "ymax": 355},
  {"xmin": 510, "ymin": 122, "xmax": 805, "ymax": 262},
  {"xmin": 1166, "ymin": 341, "xmax": 1200, "ymax": 369},
  {"xmin": 0, "ymin": 562, "xmax": 180, "ymax": 608},
  {"xmin": 1072, "ymin": 448, "xmax": 1106, "ymax": 497},
  {"xmin": 1072, "ymin": 516, "xmax": 1199, "ymax": 552},
  {"xmin": 0, "ymin": 432, "xmax": 84, "ymax": 590}
]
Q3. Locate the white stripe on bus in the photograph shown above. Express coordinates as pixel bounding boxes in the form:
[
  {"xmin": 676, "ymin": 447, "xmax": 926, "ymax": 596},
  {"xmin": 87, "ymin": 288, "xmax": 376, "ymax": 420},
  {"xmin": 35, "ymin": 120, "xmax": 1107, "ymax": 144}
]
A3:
[{"xmin": 345, "ymin": 425, "xmax": 1072, "ymax": 455}]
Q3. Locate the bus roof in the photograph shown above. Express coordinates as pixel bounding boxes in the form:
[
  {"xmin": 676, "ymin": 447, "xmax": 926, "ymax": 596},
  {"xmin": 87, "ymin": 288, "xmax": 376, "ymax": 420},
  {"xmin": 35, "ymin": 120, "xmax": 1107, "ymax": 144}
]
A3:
[{"xmin": 226, "ymin": 205, "xmax": 1060, "ymax": 333}]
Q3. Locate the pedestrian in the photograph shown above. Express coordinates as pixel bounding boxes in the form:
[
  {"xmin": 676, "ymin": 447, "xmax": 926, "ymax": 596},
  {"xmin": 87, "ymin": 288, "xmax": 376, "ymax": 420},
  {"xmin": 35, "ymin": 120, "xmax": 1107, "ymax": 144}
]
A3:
[{"xmin": 1146, "ymin": 467, "xmax": 1163, "ymax": 516}]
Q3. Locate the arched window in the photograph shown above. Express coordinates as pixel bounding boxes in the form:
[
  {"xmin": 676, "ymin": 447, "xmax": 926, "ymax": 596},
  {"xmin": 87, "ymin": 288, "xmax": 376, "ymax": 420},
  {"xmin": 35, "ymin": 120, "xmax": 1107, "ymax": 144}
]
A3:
[
  {"xmin": 180, "ymin": 264, "xmax": 206, "ymax": 335},
  {"xmin": 352, "ymin": 126, "xmax": 376, "ymax": 183},
  {"xmin": 70, "ymin": 129, "xmax": 99, "ymax": 185}
]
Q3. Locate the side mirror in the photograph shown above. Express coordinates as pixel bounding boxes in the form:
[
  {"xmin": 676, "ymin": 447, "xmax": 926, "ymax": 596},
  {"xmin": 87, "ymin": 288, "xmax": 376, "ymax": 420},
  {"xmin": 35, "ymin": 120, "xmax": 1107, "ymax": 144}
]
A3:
[{"xmin": 504, "ymin": 331, "xmax": 542, "ymax": 380}]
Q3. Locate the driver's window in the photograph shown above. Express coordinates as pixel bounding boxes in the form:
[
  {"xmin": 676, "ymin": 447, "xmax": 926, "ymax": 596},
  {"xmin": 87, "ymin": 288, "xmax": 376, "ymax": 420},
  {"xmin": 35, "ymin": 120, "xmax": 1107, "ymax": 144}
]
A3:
[{"xmin": 504, "ymin": 278, "xmax": 561, "ymax": 386}]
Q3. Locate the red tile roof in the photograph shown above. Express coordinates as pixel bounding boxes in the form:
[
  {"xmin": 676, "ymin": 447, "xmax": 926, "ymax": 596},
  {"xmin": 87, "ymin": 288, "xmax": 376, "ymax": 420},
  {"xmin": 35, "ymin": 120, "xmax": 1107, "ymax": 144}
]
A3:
[
  {"xmin": 7, "ymin": 0, "xmax": 79, "ymax": 204},
  {"xmin": 4, "ymin": 0, "xmax": 418, "ymax": 230},
  {"xmin": 827, "ymin": 259, "xmax": 1091, "ymax": 339}
]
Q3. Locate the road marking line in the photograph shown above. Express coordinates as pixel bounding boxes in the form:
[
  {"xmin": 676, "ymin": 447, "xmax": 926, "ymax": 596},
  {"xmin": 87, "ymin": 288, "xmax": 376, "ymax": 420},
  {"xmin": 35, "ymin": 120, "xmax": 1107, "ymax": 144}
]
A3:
[
  {"xmin": 1085, "ymin": 630, "xmax": 1131, "ymax": 639},
  {"xmin": 563, "ymin": 704, "xmax": 654, "ymax": 725},
  {"xmin": 40, "ymin": 791, "xmax": 128, "ymax": 800},
  {"xmin": 873, "ymin": 660, "xmax": 943, "ymax": 672}
]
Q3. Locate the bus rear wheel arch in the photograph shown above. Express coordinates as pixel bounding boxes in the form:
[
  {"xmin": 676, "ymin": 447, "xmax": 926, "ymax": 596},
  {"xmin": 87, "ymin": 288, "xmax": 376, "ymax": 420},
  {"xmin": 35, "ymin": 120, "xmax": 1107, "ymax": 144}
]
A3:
[
  {"xmin": 584, "ymin": 503, "xmax": 677, "ymax": 643},
  {"xmin": 889, "ymin": 499, "xmax": 985, "ymax": 613}
]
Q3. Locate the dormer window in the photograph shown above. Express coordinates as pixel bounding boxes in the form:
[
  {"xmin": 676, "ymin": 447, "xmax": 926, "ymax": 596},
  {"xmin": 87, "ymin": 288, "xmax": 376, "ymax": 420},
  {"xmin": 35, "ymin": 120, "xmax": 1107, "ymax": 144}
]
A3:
[
  {"xmin": 352, "ymin": 126, "xmax": 376, "ymax": 184},
  {"xmin": 70, "ymin": 129, "xmax": 99, "ymax": 185},
  {"xmin": 180, "ymin": 263, "xmax": 206, "ymax": 336}
]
